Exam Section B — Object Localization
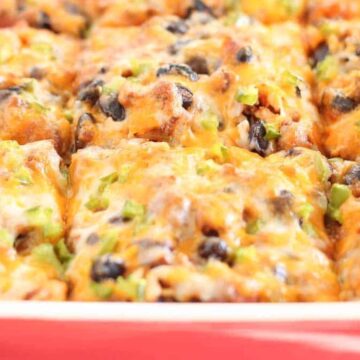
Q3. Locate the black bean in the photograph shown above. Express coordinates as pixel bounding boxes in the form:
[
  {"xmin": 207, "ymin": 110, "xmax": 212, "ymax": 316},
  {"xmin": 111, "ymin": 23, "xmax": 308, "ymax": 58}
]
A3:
[
  {"xmin": 29, "ymin": 66, "xmax": 46, "ymax": 80},
  {"xmin": 157, "ymin": 64, "xmax": 199, "ymax": 81},
  {"xmin": 37, "ymin": 11, "xmax": 54, "ymax": 31},
  {"xmin": 168, "ymin": 40, "xmax": 192, "ymax": 55},
  {"xmin": 248, "ymin": 117, "xmax": 269, "ymax": 156},
  {"xmin": 332, "ymin": 95, "xmax": 357, "ymax": 113},
  {"xmin": 77, "ymin": 79, "xmax": 104, "ymax": 105},
  {"xmin": 311, "ymin": 42, "xmax": 329, "ymax": 67},
  {"xmin": 166, "ymin": 20, "xmax": 189, "ymax": 34},
  {"xmin": 91, "ymin": 256, "xmax": 126, "ymax": 282},
  {"xmin": 98, "ymin": 93, "xmax": 126, "ymax": 121},
  {"xmin": 271, "ymin": 190, "xmax": 293, "ymax": 214},
  {"xmin": 356, "ymin": 45, "xmax": 360, "ymax": 57},
  {"xmin": 201, "ymin": 226, "xmax": 219, "ymax": 237},
  {"xmin": 344, "ymin": 164, "xmax": 360, "ymax": 185},
  {"xmin": 75, "ymin": 112, "xmax": 95, "ymax": 150},
  {"xmin": 14, "ymin": 233, "xmax": 31, "ymax": 253},
  {"xmin": 0, "ymin": 86, "xmax": 21, "ymax": 103},
  {"xmin": 186, "ymin": 0, "xmax": 215, "ymax": 17},
  {"xmin": 186, "ymin": 56, "xmax": 209, "ymax": 75},
  {"xmin": 198, "ymin": 237, "xmax": 229, "ymax": 261},
  {"xmin": 176, "ymin": 83, "xmax": 193, "ymax": 110},
  {"xmin": 64, "ymin": 2, "xmax": 84, "ymax": 15},
  {"xmin": 285, "ymin": 148, "xmax": 301, "ymax": 157},
  {"xmin": 158, "ymin": 295, "xmax": 177, "ymax": 302},
  {"xmin": 236, "ymin": 46, "xmax": 253, "ymax": 63},
  {"xmin": 86, "ymin": 233, "xmax": 100, "ymax": 245}
]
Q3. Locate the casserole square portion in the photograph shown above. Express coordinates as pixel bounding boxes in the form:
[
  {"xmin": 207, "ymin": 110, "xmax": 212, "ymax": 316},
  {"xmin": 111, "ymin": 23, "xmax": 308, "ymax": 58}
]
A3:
[
  {"xmin": 66, "ymin": 140, "xmax": 338, "ymax": 301},
  {"xmin": 328, "ymin": 158, "xmax": 360, "ymax": 300},
  {"xmin": 307, "ymin": 20, "xmax": 360, "ymax": 161},
  {"xmin": 0, "ymin": 140, "xmax": 67, "ymax": 300},
  {"xmin": 0, "ymin": 26, "xmax": 79, "ymax": 154},
  {"xmin": 72, "ymin": 17, "xmax": 321, "ymax": 157}
]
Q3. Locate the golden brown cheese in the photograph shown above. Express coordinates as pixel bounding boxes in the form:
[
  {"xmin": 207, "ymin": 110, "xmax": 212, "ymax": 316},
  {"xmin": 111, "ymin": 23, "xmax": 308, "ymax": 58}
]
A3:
[
  {"xmin": 66, "ymin": 141, "xmax": 338, "ymax": 302},
  {"xmin": 0, "ymin": 25, "xmax": 80, "ymax": 91},
  {"xmin": 0, "ymin": 26, "xmax": 79, "ymax": 154},
  {"xmin": 0, "ymin": 0, "xmax": 90, "ymax": 36},
  {"xmin": 72, "ymin": 17, "xmax": 321, "ymax": 156},
  {"xmin": 307, "ymin": 0, "xmax": 360, "ymax": 23}
]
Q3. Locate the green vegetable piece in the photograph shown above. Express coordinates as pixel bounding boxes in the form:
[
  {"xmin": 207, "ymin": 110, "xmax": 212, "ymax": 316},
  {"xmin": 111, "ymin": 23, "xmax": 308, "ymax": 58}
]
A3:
[
  {"xmin": 85, "ymin": 195, "xmax": 109, "ymax": 212},
  {"xmin": 32, "ymin": 243, "xmax": 64, "ymax": 276},
  {"xmin": 119, "ymin": 164, "xmax": 131, "ymax": 183},
  {"xmin": 235, "ymin": 246, "xmax": 257, "ymax": 264},
  {"xmin": 26, "ymin": 206, "xmax": 62, "ymax": 239},
  {"xmin": 314, "ymin": 153, "xmax": 331, "ymax": 183},
  {"xmin": 280, "ymin": 0, "xmax": 299, "ymax": 15},
  {"xmin": 116, "ymin": 276, "xmax": 146, "ymax": 301},
  {"xmin": 200, "ymin": 112, "xmax": 219, "ymax": 132},
  {"xmin": 319, "ymin": 21, "xmax": 338, "ymax": 37},
  {"xmin": 298, "ymin": 203, "xmax": 314, "ymax": 221},
  {"xmin": 0, "ymin": 229, "xmax": 14, "ymax": 247},
  {"xmin": 130, "ymin": 59, "xmax": 152, "ymax": 77},
  {"xmin": 316, "ymin": 56, "xmax": 338, "ymax": 81},
  {"xmin": 122, "ymin": 200, "xmax": 145, "ymax": 220},
  {"xmin": 99, "ymin": 230, "xmax": 118, "ymax": 255},
  {"xmin": 245, "ymin": 219, "xmax": 263, "ymax": 235},
  {"xmin": 326, "ymin": 184, "xmax": 351, "ymax": 223},
  {"xmin": 196, "ymin": 160, "xmax": 218, "ymax": 175},
  {"xmin": 210, "ymin": 144, "xmax": 230, "ymax": 163},
  {"xmin": 15, "ymin": 167, "xmax": 33, "ymax": 185},
  {"xmin": 264, "ymin": 124, "xmax": 281, "ymax": 140},
  {"xmin": 55, "ymin": 239, "xmax": 73, "ymax": 264},
  {"xmin": 235, "ymin": 86, "xmax": 259, "ymax": 106},
  {"xmin": 90, "ymin": 282, "xmax": 113, "ymax": 299},
  {"xmin": 283, "ymin": 71, "xmax": 301, "ymax": 86},
  {"xmin": 329, "ymin": 184, "xmax": 351, "ymax": 208},
  {"xmin": 102, "ymin": 77, "xmax": 125, "ymax": 95},
  {"xmin": 64, "ymin": 110, "xmax": 74, "ymax": 123},
  {"xmin": 98, "ymin": 172, "xmax": 118, "ymax": 193}
]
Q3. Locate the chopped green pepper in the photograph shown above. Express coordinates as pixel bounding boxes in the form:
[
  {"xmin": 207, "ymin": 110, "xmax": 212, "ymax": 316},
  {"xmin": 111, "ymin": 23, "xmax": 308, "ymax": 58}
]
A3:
[
  {"xmin": 26, "ymin": 206, "xmax": 62, "ymax": 239},
  {"xmin": 264, "ymin": 124, "xmax": 281, "ymax": 140},
  {"xmin": 326, "ymin": 184, "xmax": 351, "ymax": 223},
  {"xmin": 235, "ymin": 86, "xmax": 259, "ymax": 106},
  {"xmin": 122, "ymin": 200, "xmax": 145, "ymax": 220},
  {"xmin": 31, "ymin": 243, "xmax": 64, "ymax": 276}
]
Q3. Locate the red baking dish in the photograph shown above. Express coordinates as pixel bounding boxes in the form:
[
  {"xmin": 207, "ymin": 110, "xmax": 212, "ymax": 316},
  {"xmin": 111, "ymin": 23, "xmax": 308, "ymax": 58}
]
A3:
[{"xmin": 0, "ymin": 303, "xmax": 359, "ymax": 359}]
